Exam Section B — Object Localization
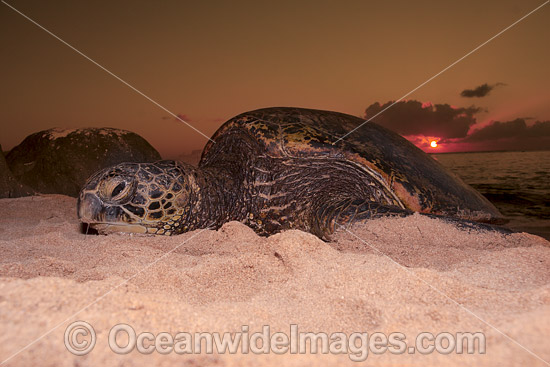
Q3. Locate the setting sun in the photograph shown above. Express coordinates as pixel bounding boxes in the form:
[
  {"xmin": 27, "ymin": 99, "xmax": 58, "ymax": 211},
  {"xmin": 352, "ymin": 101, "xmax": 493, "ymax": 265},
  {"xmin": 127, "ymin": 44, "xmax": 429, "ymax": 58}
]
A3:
[{"xmin": 430, "ymin": 140, "xmax": 438, "ymax": 148}]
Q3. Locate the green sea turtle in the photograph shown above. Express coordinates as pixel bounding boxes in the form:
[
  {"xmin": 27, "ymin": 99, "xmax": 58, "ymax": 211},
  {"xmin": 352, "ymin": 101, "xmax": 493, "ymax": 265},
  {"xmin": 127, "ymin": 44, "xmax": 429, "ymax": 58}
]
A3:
[
  {"xmin": 78, "ymin": 107, "xmax": 504, "ymax": 239},
  {"xmin": 7, "ymin": 127, "xmax": 161, "ymax": 197}
]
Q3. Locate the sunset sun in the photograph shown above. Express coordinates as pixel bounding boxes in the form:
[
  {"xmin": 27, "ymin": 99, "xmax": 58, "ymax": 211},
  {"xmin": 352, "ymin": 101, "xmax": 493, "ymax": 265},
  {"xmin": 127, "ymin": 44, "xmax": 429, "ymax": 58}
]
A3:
[{"xmin": 430, "ymin": 140, "xmax": 438, "ymax": 148}]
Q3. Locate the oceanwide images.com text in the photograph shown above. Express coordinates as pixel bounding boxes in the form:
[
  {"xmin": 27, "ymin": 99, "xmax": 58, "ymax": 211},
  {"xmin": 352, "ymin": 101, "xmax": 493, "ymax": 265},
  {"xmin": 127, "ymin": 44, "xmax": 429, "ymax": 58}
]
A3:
[{"xmin": 65, "ymin": 322, "xmax": 486, "ymax": 361}]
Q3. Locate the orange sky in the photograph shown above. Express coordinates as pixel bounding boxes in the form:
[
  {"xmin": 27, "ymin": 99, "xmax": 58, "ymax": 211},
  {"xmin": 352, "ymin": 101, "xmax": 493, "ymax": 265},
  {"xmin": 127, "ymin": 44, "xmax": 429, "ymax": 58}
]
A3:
[{"xmin": 1, "ymin": 0, "xmax": 549, "ymax": 157}]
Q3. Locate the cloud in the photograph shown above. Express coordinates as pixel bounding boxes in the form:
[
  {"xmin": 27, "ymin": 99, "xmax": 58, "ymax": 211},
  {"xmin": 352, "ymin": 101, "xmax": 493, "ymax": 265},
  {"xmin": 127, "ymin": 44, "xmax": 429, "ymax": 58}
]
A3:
[
  {"xmin": 161, "ymin": 114, "xmax": 193, "ymax": 122},
  {"xmin": 363, "ymin": 99, "xmax": 550, "ymax": 152},
  {"xmin": 364, "ymin": 100, "xmax": 482, "ymax": 139},
  {"xmin": 460, "ymin": 82, "xmax": 506, "ymax": 98},
  {"xmin": 465, "ymin": 119, "xmax": 550, "ymax": 142},
  {"xmin": 451, "ymin": 118, "xmax": 550, "ymax": 152},
  {"xmin": 175, "ymin": 113, "xmax": 192, "ymax": 122}
]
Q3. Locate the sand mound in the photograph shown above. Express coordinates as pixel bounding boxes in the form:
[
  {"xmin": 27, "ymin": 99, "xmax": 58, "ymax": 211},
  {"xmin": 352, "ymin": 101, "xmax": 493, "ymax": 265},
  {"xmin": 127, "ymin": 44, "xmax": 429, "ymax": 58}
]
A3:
[{"xmin": 0, "ymin": 195, "xmax": 549, "ymax": 366}]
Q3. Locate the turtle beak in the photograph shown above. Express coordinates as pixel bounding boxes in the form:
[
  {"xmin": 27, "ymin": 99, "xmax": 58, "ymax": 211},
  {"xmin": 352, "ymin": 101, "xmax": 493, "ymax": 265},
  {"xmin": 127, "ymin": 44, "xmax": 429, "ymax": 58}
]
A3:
[
  {"xmin": 77, "ymin": 192, "xmax": 122, "ymax": 226},
  {"xmin": 77, "ymin": 193, "xmax": 103, "ymax": 222},
  {"xmin": 77, "ymin": 192, "xmax": 126, "ymax": 223},
  {"xmin": 77, "ymin": 192, "xmax": 148, "ymax": 235}
]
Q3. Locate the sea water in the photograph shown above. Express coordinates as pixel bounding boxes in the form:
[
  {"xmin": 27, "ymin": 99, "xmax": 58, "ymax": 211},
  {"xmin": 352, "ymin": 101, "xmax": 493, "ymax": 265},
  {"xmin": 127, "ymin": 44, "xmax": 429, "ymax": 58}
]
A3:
[{"xmin": 433, "ymin": 150, "xmax": 550, "ymax": 240}]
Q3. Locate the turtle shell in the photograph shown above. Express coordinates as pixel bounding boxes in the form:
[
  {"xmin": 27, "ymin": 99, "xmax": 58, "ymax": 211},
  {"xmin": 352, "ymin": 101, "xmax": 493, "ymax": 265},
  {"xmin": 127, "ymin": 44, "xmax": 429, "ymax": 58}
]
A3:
[{"xmin": 201, "ymin": 107, "xmax": 503, "ymax": 223}]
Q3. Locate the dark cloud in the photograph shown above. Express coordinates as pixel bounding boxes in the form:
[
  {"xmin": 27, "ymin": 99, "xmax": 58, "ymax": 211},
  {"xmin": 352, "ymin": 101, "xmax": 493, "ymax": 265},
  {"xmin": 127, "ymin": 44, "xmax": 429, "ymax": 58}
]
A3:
[
  {"xmin": 460, "ymin": 82, "xmax": 506, "ymax": 98},
  {"xmin": 364, "ymin": 100, "xmax": 482, "ymax": 139},
  {"xmin": 364, "ymin": 100, "xmax": 550, "ymax": 152},
  {"xmin": 161, "ymin": 113, "xmax": 193, "ymax": 122},
  {"xmin": 175, "ymin": 113, "xmax": 192, "ymax": 122},
  {"xmin": 465, "ymin": 119, "xmax": 550, "ymax": 142}
]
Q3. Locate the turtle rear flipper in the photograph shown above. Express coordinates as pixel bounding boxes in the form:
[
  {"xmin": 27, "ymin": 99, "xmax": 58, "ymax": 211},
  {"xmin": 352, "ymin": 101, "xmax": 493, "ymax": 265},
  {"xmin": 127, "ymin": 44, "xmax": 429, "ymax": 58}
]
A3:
[
  {"xmin": 421, "ymin": 214, "xmax": 513, "ymax": 235},
  {"xmin": 311, "ymin": 198, "xmax": 412, "ymax": 240},
  {"xmin": 313, "ymin": 198, "xmax": 512, "ymax": 241}
]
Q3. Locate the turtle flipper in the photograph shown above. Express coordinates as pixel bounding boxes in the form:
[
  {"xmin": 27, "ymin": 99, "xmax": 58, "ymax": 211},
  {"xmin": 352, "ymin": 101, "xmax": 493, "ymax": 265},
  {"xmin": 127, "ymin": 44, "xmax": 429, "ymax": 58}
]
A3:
[
  {"xmin": 312, "ymin": 198, "xmax": 512, "ymax": 241},
  {"xmin": 421, "ymin": 214, "xmax": 513, "ymax": 235},
  {"xmin": 311, "ymin": 198, "xmax": 412, "ymax": 240}
]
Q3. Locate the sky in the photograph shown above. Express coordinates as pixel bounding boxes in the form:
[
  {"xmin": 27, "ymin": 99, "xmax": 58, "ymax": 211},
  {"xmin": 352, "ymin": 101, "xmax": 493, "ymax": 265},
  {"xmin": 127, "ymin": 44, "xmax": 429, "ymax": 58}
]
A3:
[{"xmin": 1, "ymin": 0, "xmax": 549, "ymax": 157}]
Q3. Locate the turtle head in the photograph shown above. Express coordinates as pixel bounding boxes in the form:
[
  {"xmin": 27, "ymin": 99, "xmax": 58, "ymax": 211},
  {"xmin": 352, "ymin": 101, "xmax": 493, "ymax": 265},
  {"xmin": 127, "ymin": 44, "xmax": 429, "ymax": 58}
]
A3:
[{"xmin": 78, "ymin": 160, "xmax": 196, "ymax": 235}]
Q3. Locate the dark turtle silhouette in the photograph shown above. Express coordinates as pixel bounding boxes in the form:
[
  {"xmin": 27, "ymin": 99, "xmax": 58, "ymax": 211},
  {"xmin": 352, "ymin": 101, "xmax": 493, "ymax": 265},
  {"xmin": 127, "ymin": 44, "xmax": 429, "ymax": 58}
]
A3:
[
  {"xmin": 78, "ymin": 107, "xmax": 504, "ymax": 239},
  {"xmin": 7, "ymin": 127, "xmax": 161, "ymax": 197}
]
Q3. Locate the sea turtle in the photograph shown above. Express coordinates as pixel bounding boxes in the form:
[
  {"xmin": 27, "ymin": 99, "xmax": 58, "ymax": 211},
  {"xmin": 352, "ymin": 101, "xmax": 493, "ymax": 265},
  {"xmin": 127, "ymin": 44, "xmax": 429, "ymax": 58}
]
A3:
[
  {"xmin": 77, "ymin": 107, "xmax": 504, "ymax": 240},
  {"xmin": 7, "ymin": 128, "xmax": 161, "ymax": 197}
]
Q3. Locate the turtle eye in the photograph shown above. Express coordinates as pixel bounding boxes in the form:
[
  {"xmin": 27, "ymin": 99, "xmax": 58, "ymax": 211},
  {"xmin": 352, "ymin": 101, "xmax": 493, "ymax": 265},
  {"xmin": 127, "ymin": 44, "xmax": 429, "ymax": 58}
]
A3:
[
  {"xmin": 99, "ymin": 175, "xmax": 136, "ymax": 204},
  {"xmin": 111, "ymin": 182, "xmax": 126, "ymax": 198}
]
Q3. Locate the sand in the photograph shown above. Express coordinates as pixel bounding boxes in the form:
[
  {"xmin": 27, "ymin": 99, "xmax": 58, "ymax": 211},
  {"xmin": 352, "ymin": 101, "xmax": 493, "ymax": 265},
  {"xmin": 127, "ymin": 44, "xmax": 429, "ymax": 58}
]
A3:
[{"xmin": 0, "ymin": 195, "xmax": 549, "ymax": 366}]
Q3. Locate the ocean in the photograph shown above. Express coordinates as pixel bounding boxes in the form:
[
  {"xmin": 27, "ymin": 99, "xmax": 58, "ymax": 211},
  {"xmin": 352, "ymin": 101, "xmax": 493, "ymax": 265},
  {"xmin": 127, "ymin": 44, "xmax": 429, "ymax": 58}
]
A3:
[{"xmin": 432, "ymin": 150, "xmax": 550, "ymax": 240}]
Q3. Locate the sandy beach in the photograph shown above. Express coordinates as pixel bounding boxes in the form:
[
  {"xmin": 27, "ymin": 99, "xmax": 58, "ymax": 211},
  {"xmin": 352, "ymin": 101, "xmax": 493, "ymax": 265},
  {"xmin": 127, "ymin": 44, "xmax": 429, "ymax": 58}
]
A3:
[{"xmin": 0, "ymin": 194, "xmax": 549, "ymax": 366}]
